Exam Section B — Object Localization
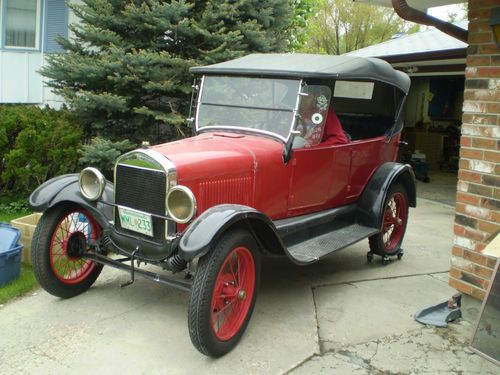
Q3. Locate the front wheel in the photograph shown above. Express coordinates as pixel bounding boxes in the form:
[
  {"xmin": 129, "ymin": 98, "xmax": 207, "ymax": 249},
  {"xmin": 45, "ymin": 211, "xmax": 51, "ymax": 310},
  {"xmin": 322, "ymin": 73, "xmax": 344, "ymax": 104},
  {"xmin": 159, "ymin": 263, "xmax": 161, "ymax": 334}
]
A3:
[
  {"xmin": 188, "ymin": 229, "xmax": 260, "ymax": 357},
  {"xmin": 31, "ymin": 204, "xmax": 103, "ymax": 298},
  {"xmin": 369, "ymin": 183, "xmax": 409, "ymax": 256}
]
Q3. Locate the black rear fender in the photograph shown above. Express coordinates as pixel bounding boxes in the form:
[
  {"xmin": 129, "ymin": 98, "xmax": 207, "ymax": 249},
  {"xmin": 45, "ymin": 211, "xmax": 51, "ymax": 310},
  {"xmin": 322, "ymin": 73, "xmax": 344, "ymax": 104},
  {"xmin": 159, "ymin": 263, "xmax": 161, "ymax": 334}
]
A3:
[
  {"xmin": 357, "ymin": 162, "xmax": 416, "ymax": 228},
  {"xmin": 178, "ymin": 205, "xmax": 286, "ymax": 261},
  {"xmin": 29, "ymin": 174, "xmax": 113, "ymax": 230}
]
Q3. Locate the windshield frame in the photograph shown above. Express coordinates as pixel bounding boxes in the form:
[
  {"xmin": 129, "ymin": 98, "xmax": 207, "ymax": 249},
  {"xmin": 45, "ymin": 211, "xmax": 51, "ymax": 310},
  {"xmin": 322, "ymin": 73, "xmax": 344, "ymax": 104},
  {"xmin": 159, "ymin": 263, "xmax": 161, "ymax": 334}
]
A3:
[{"xmin": 195, "ymin": 75, "xmax": 303, "ymax": 143}]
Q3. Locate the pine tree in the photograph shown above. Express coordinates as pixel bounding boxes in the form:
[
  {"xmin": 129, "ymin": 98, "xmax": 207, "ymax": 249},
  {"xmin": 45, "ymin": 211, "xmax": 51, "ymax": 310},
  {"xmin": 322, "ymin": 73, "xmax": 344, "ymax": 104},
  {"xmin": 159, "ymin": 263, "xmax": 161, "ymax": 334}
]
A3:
[{"xmin": 41, "ymin": 0, "xmax": 295, "ymax": 143}]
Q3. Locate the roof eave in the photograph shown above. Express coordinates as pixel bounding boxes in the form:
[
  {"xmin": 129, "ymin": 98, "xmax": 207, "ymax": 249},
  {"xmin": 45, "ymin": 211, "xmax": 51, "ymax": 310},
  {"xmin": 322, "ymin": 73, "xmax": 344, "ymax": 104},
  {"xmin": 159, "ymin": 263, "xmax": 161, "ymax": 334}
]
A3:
[{"xmin": 377, "ymin": 47, "xmax": 467, "ymax": 63}]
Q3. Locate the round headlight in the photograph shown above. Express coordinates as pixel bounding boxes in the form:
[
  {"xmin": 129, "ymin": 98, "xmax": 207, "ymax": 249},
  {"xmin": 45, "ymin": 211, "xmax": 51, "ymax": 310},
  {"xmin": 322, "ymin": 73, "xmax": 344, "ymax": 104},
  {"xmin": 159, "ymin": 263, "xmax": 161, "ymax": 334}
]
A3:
[
  {"xmin": 79, "ymin": 167, "xmax": 105, "ymax": 201},
  {"xmin": 166, "ymin": 186, "xmax": 197, "ymax": 224}
]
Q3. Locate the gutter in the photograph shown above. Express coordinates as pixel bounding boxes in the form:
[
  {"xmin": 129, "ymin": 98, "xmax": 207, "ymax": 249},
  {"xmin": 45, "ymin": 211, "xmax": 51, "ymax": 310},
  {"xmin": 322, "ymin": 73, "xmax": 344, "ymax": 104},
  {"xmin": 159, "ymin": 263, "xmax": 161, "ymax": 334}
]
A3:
[
  {"xmin": 391, "ymin": 0, "xmax": 468, "ymax": 43},
  {"xmin": 380, "ymin": 48, "xmax": 466, "ymax": 64}
]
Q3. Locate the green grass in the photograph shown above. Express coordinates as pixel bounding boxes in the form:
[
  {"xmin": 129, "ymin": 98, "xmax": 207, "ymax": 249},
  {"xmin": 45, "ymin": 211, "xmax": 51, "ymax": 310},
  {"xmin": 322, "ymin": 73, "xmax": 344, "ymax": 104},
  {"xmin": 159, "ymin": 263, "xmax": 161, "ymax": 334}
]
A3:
[
  {"xmin": 0, "ymin": 264, "xmax": 38, "ymax": 304},
  {"xmin": 0, "ymin": 210, "xmax": 39, "ymax": 304},
  {"xmin": 0, "ymin": 210, "xmax": 31, "ymax": 223}
]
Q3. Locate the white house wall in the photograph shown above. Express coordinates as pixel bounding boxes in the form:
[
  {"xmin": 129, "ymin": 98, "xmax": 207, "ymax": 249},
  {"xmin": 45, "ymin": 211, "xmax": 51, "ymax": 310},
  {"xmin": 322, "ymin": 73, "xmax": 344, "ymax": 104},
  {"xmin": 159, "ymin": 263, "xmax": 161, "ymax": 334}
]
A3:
[
  {"xmin": 0, "ymin": 50, "xmax": 42, "ymax": 103},
  {"xmin": 0, "ymin": 0, "xmax": 71, "ymax": 107},
  {"xmin": 67, "ymin": 0, "xmax": 80, "ymax": 41},
  {"xmin": 0, "ymin": 50, "xmax": 66, "ymax": 107}
]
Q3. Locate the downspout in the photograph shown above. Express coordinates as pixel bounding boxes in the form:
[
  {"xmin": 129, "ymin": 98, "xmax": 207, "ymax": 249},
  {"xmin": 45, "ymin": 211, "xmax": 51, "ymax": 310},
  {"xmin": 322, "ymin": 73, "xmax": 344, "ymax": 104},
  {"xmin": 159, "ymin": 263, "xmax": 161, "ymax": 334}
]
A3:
[{"xmin": 391, "ymin": 0, "xmax": 468, "ymax": 43}]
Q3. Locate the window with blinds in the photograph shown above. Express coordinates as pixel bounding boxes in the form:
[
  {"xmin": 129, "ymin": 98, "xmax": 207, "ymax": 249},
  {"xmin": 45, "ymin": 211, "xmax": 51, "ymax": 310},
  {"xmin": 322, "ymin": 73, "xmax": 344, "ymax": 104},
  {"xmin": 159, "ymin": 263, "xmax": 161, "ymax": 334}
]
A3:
[{"xmin": 5, "ymin": 0, "xmax": 39, "ymax": 48}]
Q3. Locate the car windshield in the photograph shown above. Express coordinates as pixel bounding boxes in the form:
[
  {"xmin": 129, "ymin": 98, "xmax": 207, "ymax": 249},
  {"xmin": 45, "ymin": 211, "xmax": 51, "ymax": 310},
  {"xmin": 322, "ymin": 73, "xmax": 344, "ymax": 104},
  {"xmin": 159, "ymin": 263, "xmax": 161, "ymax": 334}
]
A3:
[{"xmin": 196, "ymin": 76, "xmax": 301, "ymax": 141}]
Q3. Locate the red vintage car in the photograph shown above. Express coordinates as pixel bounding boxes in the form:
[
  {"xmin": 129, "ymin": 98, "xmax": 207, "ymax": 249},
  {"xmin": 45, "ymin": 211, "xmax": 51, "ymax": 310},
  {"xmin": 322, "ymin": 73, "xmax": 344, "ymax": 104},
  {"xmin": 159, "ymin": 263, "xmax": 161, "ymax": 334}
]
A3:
[{"xmin": 30, "ymin": 53, "xmax": 415, "ymax": 357}]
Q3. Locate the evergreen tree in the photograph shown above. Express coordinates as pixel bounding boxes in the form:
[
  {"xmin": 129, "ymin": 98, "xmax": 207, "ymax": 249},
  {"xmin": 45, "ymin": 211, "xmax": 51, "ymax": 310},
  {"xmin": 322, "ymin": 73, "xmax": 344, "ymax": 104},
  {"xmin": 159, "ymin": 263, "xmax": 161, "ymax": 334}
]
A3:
[{"xmin": 42, "ymin": 0, "xmax": 294, "ymax": 143}]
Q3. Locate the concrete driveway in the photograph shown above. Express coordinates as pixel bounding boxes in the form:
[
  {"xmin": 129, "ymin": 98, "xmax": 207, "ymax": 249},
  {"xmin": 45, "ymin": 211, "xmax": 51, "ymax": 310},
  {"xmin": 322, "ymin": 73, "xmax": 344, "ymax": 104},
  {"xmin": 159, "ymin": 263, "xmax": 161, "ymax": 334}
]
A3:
[{"xmin": 0, "ymin": 199, "xmax": 497, "ymax": 374}]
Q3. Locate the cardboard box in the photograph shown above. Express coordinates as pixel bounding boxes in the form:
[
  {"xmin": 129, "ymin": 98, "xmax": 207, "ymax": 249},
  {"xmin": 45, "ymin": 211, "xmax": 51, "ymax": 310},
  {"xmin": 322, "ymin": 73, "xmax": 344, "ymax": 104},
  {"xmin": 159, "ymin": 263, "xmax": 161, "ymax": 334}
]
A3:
[{"xmin": 11, "ymin": 213, "xmax": 42, "ymax": 265}]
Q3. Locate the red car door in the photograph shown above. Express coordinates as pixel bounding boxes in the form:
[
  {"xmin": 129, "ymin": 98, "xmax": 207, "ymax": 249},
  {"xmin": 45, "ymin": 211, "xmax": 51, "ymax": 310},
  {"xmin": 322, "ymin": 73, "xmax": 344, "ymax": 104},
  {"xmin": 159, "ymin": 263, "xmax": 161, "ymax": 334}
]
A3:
[
  {"xmin": 347, "ymin": 135, "xmax": 400, "ymax": 199},
  {"xmin": 287, "ymin": 144, "xmax": 351, "ymax": 214}
]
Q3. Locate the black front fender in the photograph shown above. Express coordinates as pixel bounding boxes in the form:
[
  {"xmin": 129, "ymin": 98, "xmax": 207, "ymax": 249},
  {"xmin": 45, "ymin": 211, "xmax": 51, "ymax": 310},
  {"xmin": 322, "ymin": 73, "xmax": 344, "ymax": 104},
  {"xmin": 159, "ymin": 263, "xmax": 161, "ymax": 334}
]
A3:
[
  {"xmin": 357, "ymin": 162, "xmax": 416, "ymax": 228},
  {"xmin": 178, "ymin": 204, "xmax": 286, "ymax": 261},
  {"xmin": 29, "ymin": 174, "xmax": 114, "ymax": 229}
]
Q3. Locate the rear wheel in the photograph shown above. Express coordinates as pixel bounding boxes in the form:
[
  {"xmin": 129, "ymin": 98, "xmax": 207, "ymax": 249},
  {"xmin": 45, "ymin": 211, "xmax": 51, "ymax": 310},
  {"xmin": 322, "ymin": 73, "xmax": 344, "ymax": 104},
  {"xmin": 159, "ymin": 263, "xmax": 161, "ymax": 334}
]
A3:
[
  {"xmin": 369, "ymin": 184, "xmax": 409, "ymax": 256},
  {"xmin": 188, "ymin": 229, "xmax": 260, "ymax": 357},
  {"xmin": 31, "ymin": 204, "xmax": 103, "ymax": 298}
]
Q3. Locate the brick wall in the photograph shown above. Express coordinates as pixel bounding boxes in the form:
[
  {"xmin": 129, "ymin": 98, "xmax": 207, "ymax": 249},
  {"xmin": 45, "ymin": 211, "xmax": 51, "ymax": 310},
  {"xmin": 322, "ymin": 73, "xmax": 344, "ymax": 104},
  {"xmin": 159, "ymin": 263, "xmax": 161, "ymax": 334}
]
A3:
[{"xmin": 449, "ymin": 0, "xmax": 500, "ymax": 301}]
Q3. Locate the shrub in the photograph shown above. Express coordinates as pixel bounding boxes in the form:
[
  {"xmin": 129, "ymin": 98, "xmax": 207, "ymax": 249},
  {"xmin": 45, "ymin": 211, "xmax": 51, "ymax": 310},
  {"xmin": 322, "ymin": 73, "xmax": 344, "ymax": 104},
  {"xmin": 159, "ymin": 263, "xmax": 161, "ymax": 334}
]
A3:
[
  {"xmin": 0, "ymin": 105, "xmax": 82, "ymax": 196},
  {"xmin": 79, "ymin": 137, "xmax": 135, "ymax": 181},
  {"xmin": 0, "ymin": 199, "xmax": 30, "ymax": 213}
]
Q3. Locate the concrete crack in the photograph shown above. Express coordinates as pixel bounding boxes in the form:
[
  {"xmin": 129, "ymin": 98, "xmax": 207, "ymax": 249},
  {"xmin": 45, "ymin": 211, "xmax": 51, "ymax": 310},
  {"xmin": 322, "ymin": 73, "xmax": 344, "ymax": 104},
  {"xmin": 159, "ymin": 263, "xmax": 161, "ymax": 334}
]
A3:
[
  {"xmin": 311, "ymin": 286, "xmax": 322, "ymax": 355},
  {"xmin": 369, "ymin": 339, "xmax": 380, "ymax": 363},
  {"xmin": 27, "ymin": 346, "xmax": 70, "ymax": 369},
  {"xmin": 94, "ymin": 300, "xmax": 158, "ymax": 324}
]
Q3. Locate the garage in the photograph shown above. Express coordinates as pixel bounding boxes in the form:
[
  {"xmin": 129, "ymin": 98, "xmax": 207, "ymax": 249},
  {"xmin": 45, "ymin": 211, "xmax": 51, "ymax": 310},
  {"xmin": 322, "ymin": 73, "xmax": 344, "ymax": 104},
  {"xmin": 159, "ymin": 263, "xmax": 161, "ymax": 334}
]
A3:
[{"xmin": 346, "ymin": 21, "xmax": 468, "ymax": 205}]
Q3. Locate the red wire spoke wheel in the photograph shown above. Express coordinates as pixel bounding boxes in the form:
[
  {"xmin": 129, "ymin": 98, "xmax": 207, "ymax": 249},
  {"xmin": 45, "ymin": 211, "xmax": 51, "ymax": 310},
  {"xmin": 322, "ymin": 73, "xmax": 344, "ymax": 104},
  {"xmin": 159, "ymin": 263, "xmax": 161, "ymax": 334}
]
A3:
[
  {"xmin": 31, "ymin": 204, "xmax": 104, "ymax": 298},
  {"xmin": 381, "ymin": 192, "xmax": 407, "ymax": 252},
  {"xmin": 369, "ymin": 184, "xmax": 409, "ymax": 256},
  {"xmin": 49, "ymin": 209, "xmax": 100, "ymax": 284},
  {"xmin": 210, "ymin": 246, "xmax": 255, "ymax": 341},
  {"xmin": 188, "ymin": 229, "xmax": 260, "ymax": 357}
]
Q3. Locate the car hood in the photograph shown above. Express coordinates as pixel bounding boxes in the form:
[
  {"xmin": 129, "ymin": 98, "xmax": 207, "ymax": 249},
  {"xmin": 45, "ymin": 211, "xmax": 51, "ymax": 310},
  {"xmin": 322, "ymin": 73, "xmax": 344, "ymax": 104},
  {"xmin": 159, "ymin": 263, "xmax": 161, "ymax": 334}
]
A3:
[{"xmin": 152, "ymin": 132, "xmax": 283, "ymax": 183}]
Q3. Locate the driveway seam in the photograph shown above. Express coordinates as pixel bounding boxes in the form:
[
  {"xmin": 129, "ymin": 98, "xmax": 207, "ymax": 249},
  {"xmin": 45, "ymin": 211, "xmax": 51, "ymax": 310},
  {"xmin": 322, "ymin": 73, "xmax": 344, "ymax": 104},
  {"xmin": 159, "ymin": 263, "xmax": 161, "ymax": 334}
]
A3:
[
  {"xmin": 283, "ymin": 285, "xmax": 322, "ymax": 374},
  {"xmin": 311, "ymin": 270, "xmax": 450, "ymax": 289},
  {"xmin": 283, "ymin": 353, "xmax": 319, "ymax": 375}
]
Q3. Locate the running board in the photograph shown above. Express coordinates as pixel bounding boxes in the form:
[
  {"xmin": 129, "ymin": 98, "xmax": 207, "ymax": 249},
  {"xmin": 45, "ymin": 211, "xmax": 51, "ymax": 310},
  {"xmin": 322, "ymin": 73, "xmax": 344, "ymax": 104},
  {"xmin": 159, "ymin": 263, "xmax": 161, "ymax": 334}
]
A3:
[
  {"xmin": 286, "ymin": 223, "xmax": 379, "ymax": 264},
  {"xmin": 273, "ymin": 204, "xmax": 379, "ymax": 265}
]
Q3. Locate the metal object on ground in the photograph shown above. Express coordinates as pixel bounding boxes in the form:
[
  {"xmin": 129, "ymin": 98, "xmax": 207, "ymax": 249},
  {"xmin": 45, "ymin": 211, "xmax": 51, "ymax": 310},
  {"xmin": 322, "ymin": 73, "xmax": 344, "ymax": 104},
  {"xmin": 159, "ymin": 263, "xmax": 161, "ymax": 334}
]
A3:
[{"xmin": 414, "ymin": 293, "xmax": 462, "ymax": 328}]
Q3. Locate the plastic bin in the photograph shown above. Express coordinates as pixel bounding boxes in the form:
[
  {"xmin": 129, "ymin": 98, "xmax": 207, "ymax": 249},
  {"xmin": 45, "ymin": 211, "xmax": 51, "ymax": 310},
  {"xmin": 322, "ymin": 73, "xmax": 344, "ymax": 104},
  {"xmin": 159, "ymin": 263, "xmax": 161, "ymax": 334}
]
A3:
[
  {"xmin": 0, "ymin": 223, "xmax": 24, "ymax": 286},
  {"xmin": 411, "ymin": 160, "xmax": 430, "ymax": 183}
]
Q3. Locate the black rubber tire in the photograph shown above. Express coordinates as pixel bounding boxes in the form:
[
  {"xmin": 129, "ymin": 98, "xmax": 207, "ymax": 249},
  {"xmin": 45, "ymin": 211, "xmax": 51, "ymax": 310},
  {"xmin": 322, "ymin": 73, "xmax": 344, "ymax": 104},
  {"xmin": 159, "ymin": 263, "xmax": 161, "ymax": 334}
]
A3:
[
  {"xmin": 31, "ymin": 204, "xmax": 103, "ymax": 298},
  {"xmin": 368, "ymin": 183, "xmax": 409, "ymax": 256},
  {"xmin": 188, "ymin": 229, "xmax": 260, "ymax": 357}
]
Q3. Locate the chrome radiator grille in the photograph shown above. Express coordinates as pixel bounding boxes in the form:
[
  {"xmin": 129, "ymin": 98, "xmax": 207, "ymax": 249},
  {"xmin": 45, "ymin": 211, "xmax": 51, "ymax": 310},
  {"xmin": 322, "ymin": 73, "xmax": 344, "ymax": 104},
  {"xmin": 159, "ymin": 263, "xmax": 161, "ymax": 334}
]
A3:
[{"xmin": 115, "ymin": 164, "xmax": 166, "ymax": 242}]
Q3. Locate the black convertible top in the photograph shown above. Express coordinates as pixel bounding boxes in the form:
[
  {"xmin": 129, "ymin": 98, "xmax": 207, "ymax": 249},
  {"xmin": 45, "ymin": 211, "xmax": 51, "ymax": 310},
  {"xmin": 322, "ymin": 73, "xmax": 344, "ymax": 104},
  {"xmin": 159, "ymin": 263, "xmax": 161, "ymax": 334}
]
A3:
[{"xmin": 191, "ymin": 53, "xmax": 411, "ymax": 94}]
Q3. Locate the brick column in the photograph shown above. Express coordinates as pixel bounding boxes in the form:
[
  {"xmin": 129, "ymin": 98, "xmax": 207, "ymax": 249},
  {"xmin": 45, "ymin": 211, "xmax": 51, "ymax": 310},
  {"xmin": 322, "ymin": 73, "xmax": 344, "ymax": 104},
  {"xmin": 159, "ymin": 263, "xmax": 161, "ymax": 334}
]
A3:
[{"xmin": 449, "ymin": 0, "xmax": 500, "ymax": 301}]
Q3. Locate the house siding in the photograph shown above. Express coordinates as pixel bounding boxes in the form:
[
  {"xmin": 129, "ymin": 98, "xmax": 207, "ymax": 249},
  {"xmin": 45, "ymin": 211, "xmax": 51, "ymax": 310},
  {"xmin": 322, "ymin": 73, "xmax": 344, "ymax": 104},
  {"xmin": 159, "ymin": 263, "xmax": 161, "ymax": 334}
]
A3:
[
  {"xmin": 0, "ymin": 51, "xmax": 43, "ymax": 103},
  {"xmin": 0, "ymin": 0, "xmax": 68, "ymax": 105},
  {"xmin": 450, "ymin": 0, "xmax": 500, "ymax": 301}
]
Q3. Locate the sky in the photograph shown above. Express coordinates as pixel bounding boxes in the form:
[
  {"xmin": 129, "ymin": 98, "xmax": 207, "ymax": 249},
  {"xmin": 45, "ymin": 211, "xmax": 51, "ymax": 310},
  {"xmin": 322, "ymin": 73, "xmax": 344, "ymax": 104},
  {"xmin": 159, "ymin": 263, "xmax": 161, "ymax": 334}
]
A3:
[{"xmin": 427, "ymin": 3, "xmax": 467, "ymax": 22}]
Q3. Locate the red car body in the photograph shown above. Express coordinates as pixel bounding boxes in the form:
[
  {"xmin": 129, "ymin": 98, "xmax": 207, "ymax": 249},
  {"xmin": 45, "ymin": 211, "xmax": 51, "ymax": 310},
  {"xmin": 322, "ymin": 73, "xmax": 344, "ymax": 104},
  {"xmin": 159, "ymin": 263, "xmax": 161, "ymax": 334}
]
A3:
[{"xmin": 153, "ymin": 131, "xmax": 400, "ymax": 219}]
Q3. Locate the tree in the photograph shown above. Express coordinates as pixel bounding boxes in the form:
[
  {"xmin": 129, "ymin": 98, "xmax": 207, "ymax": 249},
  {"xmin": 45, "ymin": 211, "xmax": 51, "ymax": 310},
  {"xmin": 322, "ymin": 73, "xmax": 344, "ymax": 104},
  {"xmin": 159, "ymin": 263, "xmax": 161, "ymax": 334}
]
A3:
[
  {"xmin": 41, "ymin": 0, "xmax": 295, "ymax": 144},
  {"xmin": 444, "ymin": 3, "xmax": 468, "ymax": 23},
  {"xmin": 302, "ymin": 0, "xmax": 419, "ymax": 55},
  {"xmin": 288, "ymin": 0, "xmax": 317, "ymax": 51}
]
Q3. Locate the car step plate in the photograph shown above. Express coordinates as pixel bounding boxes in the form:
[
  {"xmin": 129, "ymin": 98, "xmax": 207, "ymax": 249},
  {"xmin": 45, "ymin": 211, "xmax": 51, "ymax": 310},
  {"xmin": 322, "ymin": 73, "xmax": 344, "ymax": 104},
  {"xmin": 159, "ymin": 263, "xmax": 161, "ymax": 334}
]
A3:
[{"xmin": 287, "ymin": 223, "xmax": 378, "ymax": 264}]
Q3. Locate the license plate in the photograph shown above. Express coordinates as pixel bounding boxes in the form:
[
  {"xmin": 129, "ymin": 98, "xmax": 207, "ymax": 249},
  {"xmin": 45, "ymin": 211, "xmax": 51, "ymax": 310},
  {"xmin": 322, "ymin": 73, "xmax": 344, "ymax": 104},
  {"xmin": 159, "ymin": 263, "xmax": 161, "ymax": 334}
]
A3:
[{"xmin": 118, "ymin": 207, "xmax": 153, "ymax": 237}]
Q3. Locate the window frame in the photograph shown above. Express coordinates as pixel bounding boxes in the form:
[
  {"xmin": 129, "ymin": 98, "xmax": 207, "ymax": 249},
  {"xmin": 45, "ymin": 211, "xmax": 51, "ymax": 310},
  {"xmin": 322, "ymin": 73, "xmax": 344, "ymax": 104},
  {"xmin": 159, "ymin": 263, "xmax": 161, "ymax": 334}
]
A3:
[
  {"xmin": 1, "ymin": 0, "xmax": 42, "ymax": 51},
  {"xmin": 195, "ymin": 75, "xmax": 304, "ymax": 144}
]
